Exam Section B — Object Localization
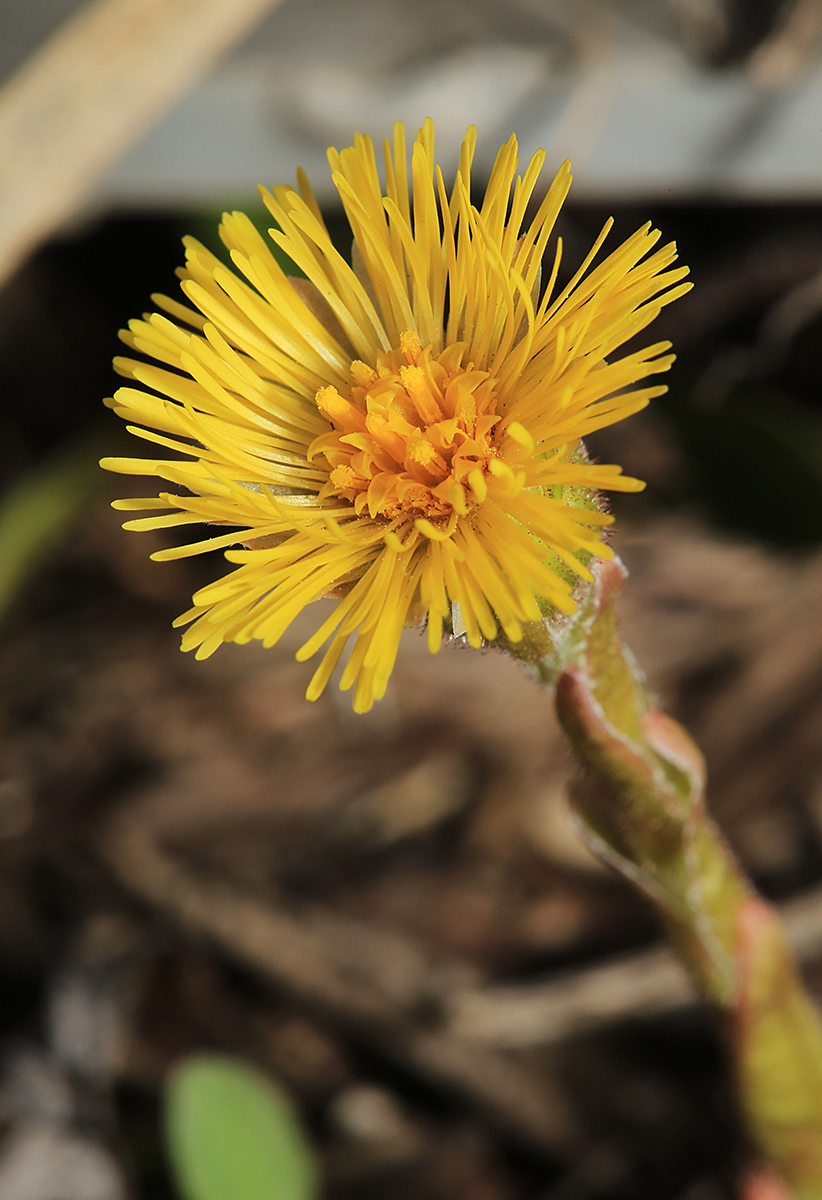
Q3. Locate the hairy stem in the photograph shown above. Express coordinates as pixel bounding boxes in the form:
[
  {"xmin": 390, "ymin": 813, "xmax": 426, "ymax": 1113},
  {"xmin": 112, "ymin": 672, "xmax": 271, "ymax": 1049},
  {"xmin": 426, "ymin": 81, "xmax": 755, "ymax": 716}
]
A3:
[{"xmin": 507, "ymin": 558, "xmax": 822, "ymax": 1196}]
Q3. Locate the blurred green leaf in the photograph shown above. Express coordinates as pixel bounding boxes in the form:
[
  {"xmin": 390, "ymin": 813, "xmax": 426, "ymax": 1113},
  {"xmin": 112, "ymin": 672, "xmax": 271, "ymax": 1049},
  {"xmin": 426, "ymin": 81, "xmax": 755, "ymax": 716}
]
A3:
[
  {"xmin": 662, "ymin": 385, "xmax": 822, "ymax": 548},
  {"xmin": 181, "ymin": 203, "xmax": 353, "ymax": 279},
  {"xmin": 182, "ymin": 205, "xmax": 305, "ymax": 278},
  {"xmin": 0, "ymin": 432, "xmax": 106, "ymax": 627},
  {"xmin": 164, "ymin": 1054, "xmax": 318, "ymax": 1200}
]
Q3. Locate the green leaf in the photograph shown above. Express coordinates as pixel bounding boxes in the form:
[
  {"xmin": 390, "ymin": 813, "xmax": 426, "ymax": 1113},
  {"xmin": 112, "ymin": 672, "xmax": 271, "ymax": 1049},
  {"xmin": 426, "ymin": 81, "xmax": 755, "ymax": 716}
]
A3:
[
  {"xmin": 164, "ymin": 1055, "xmax": 319, "ymax": 1200},
  {"xmin": 0, "ymin": 430, "xmax": 106, "ymax": 628}
]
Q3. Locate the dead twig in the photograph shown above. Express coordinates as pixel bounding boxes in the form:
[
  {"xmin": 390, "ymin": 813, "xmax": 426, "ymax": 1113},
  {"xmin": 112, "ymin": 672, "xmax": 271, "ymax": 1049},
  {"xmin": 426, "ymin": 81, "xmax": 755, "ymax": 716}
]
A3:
[
  {"xmin": 0, "ymin": 0, "xmax": 284, "ymax": 287},
  {"xmin": 98, "ymin": 810, "xmax": 579, "ymax": 1158},
  {"xmin": 446, "ymin": 881, "xmax": 822, "ymax": 1047},
  {"xmin": 748, "ymin": 0, "xmax": 822, "ymax": 89},
  {"xmin": 446, "ymin": 945, "xmax": 694, "ymax": 1047},
  {"xmin": 99, "ymin": 793, "xmax": 822, "ymax": 1096}
]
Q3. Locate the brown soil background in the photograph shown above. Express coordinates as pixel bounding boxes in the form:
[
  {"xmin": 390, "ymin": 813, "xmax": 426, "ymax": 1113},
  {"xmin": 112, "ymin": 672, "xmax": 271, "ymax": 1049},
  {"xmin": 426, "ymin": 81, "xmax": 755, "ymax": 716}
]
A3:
[{"xmin": 0, "ymin": 201, "xmax": 821, "ymax": 1199}]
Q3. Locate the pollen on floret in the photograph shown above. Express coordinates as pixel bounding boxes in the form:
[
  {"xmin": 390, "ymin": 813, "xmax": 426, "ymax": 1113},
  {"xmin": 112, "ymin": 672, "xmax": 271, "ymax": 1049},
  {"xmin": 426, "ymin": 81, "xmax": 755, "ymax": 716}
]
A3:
[
  {"xmin": 399, "ymin": 364, "xmax": 442, "ymax": 424},
  {"xmin": 316, "ymin": 385, "xmax": 366, "ymax": 432},
  {"xmin": 330, "ymin": 465, "xmax": 357, "ymax": 489},
  {"xmin": 400, "ymin": 329, "xmax": 422, "ymax": 363},
  {"xmin": 350, "ymin": 360, "xmax": 378, "ymax": 387}
]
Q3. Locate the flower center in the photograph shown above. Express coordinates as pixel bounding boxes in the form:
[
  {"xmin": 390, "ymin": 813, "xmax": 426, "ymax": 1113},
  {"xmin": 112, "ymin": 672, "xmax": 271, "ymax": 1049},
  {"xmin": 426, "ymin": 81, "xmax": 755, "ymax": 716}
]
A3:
[{"xmin": 311, "ymin": 331, "xmax": 500, "ymax": 524}]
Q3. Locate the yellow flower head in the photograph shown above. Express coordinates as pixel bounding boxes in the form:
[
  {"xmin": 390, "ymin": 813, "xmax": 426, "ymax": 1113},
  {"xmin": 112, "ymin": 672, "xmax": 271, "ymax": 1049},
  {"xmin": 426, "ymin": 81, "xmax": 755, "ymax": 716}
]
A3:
[{"xmin": 102, "ymin": 120, "xmax": 690, "ymax": 713}]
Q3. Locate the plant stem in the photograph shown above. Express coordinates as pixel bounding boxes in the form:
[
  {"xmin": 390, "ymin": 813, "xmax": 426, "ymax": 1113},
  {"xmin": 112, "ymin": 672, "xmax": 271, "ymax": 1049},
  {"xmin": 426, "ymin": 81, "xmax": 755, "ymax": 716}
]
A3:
[{"xmin": 507, "ymin": 558, "xmax": 822, "ymax": 1196}]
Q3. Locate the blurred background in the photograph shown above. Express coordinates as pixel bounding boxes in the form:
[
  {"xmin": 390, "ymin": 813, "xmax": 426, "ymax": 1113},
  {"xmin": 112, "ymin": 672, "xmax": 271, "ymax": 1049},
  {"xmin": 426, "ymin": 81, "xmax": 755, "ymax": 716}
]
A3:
[{"xmin": 1, "ymin": 2, "xmax": 822, "ymax": 1198}]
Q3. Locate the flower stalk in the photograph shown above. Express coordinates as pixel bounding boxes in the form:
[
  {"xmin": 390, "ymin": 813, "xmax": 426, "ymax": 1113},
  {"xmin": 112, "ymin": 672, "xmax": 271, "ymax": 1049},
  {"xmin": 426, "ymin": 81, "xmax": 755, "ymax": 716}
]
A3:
[{"xmin": 507, "ymin": 558, "xmax": 822, "ymax": 1195}]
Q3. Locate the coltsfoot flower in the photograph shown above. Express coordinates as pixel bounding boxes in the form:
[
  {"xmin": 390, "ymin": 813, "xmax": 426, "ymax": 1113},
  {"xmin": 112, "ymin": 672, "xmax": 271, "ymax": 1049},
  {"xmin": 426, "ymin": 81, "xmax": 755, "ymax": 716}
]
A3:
[{"xmin": 102, "ymin": 120, "xmax": 690, "ymax": 712}]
